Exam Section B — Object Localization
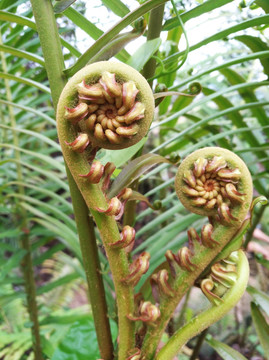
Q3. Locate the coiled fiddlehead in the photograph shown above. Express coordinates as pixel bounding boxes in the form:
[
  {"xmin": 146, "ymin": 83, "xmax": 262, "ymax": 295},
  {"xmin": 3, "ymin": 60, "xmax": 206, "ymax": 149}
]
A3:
[
  {"xmin": 141, "ymin": 147, "xmax": 253, "ymax": 360},
  {"xmin": 56, "ymin": 62, "xmax": 155, "ymax": 360},
  {"xmin": 175, "ymin": 147, "xmax": 252, "ymax": 223},
  {"xmin": 57, "ymin": 61, "xmax": 154, "ymax": 151},
  {"xmin": 57, "ymin": 61, "xmax": 155, "ymax": 210}
]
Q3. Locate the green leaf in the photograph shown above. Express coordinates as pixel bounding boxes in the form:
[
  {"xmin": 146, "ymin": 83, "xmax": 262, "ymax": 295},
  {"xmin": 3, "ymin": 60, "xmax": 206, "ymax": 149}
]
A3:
[
  {"xmin": 202, "ymin": 84, "xmax": 268, "ymax": 154},
  {"xmin": 36, "ymin": 273, "xmax": 79, "ymax": 295},
  {"xmin": 171, "ymin": 50, "xmax": 269, "ymax": 90},
  {"xmin": 0, "ymin": 124, "xmax": 61, "ymax": 151},
  {"xmin": 128, "ymin": 190, "xmax": 155, "ymax": 209},
  {"xmin": 99, "ymin": 136, "xmax": 147, "ymax": 168},
  {"xmin": 109, "ymin": 153, "xmax": 179, "ymax": 197},
  {"xmin": 9, "ymin": 193, "xmax": 76, "ymax": 231},
  {"xmin": 0, "ymin": 10, "xmax": 80, "ymax": 57},
  {"xmin": 235, "ymin": 35, "xmax": 269, "ymax": 76},
  {"xmin": 64, "ymin": 0, "xmax": 169, "ymax": 76},
  {"xmin": 251, "ymin": 302, "xmax": 269, "ymax": 359},
  {"xmin": 63, "ymin": 7, "xmax": 103, "ymax": 39},
  {"xmin": 40, "ymin": 313, "xmax": 89, "ymax": 326},
  {"xmin": 163, "ymin": 0, "xmax": 234, "ymax": 31},
  {"xmin": 219, "ymin": 68, "xmax": 269, "ymax": 137},
  {"xmin": 154, "ymin": 81, "xmax": 269, "ymax": 130},
  {"xmin": 0, "ymin": 72, "xmax": 50, "ymax": 94},
  {"xmin": 51, "ymin": 318, "xmax": 117, "ymax": 360},
  {"xmin": 0, "ymin": 99, "xmax": 56, "ymax": 125},
  {"xmin": 0, "ymin": 143, "xmax": 65, "ymax": 172},
  {"xmin": 126, "ymin": 38, "xmax": 162, "ymax": 71},
  {"xmin": 28, "ymin": 215, "xmax": 80, "ymax": 257},
  {"xmin": 255, "ymin": 0, "xmax": 269, "ymax": 13},
  {"xmin": 0, "ymin": 10, "xmax": 37, "ymax": 31},
  {"xmin": 247, "ymin": 286, "xmax": 269, "ymax": 316},
  {"xmin": 164, "ymin": 15, "xmax": 269, "ymax": 67},
  {"xmin": 33, "ymin": 244, "xmax": 65, "ymax": 266},
  {"xmin": 0, "ymin": 44, "xmax": 45, "ymax": 66},
  {"xmin": 101, "ymin": 0, "xmax": 129, "ymax": 17},
  {"xmin": 135, "ymin": 212, "xmax": 198, "ymax": 255},
  {"xmin": 41, "ymin": 336, "xmax": 55, "ymax": 359},
  {"xmin": 54, "ymin": 0, "xmax": 76, "ymax": 13},
  {"xmin": 181, "ymin": 124, "xmax": 269, "ymax": 157},
  {"xmin": 0, "ymin": 229, "xmax": 20, "ymax": 239},
  {"xmin": 0, "ymin": 249, "xmax": 27, "ymax": 282},
  {"xmin": 152, "ymin": 100, "xmax": 269, "ymax": 154},
  {"xmin": 0, "ymin": 159, "xmax": 69, "ymax": 191},
  {"xmin": 63, "ymin": 7, "xmax": 129, "ymax": 62},
  {"xmin": 89, "ymin": 29, "xmax": 144, "ymax": 64},
  {"xmin": 206, "ymin": 335, "xmax": 248, "ymax": 360},
  {"xmin": 4, "ymin": 181, "xmax": 73, "ymax": 212}
]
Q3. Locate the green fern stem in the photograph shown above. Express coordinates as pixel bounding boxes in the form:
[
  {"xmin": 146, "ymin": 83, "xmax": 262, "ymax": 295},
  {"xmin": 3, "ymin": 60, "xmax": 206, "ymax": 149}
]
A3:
[
  {"xmin": 142, "ymin": 4, "xmax": 165, "ymax": 83},
  {"xmin": 141, "ymin": 147, "xmax": 253, "ymax": 359},
  {"xmin": 156, "ymin": 250, "xmax": 249, "ymax": 360}
]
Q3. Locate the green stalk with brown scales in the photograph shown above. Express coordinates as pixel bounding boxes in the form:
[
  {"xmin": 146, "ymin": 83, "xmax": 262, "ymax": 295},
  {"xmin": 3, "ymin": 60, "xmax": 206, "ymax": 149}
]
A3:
[{"xmin": 56, "ymin": 61, "xmax": 155, "ymax": 360}]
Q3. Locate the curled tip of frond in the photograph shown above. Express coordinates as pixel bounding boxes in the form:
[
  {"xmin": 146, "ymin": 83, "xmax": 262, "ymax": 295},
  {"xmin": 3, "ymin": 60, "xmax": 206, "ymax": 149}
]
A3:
[
  {"xmin": 175, "ymin": 147, "xmax": 253, "ymax": 221},
  {"xmin": 109, "ymin": 225, "xmax": 135, "ymax": 251},
  {"xmin": 79, "ymin": 160, "xmax": 104, "ymax": 183},
  {"xmin": 201, "ymin": 278, "xmax": 223, "ymax": 306},
  {"xmin": 122, "ymin": 252, "xmax": 150, "ymax": 286},
  {"xmin": 201, "ymin": 251, "xmax": 240, "ymax": 305},
  {"xmin": 64, "ymin": 103, "xmax": 89, "ymax": 123},
  {"xmin": 96, "ymin": 197, "xmax": 122, "ymax": 216},
  {"xmin": 65, "ymin": 133, "xmax": 90, "ymax": 153},
  {"xmin": 102, "ymin": 162, "xmax": 116, "ymax": 191},
  {"xmin": 127, "ymin": 301, "xmax": 160, "ymax": 324},
  {"xmin": 151, "ymin": 269, "xmax": 174, "ymax": 297},
  {"xmin": 57, "ymin": 61, "xmax": 155, "ymax": 150},
  {"xmin": 126, "ymin": 348, "xmax": 142, "ymax": 360},
  {"xmin": 188, "ymin": 81, "xmax": 202, "ymax": 95},
  {"xmin": 201, "ymin": 224, "xmax": 219, "ymax": 248},
  {"xmin": 117, "ymin": 187, "xmax": 133, "ymax": 201},
  {"xmin": 165, "ymin": 247, "xmax": 196, "ymax": 275}
]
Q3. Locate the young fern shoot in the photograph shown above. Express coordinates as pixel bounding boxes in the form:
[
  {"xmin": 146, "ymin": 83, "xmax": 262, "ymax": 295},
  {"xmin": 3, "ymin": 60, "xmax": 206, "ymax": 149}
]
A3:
[
  {"xmin": 141, "ymin": 147, "xmax": 253, "ymax": 359},
  {"xmin": 56, "ymin": 61, "xmax": 154, "ymax": 360}
]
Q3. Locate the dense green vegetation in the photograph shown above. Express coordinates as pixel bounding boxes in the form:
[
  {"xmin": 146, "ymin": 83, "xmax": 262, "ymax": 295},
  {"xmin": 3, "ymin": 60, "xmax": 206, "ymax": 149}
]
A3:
[{"xmin": 0, "ymin": 0, "xmax": 269, "ymax": 359}]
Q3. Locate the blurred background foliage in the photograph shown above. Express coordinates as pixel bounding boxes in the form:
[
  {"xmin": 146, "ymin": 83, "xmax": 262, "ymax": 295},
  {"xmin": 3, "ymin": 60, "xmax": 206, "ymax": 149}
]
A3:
[{"xmin": 0, "ymin": 0, "xmax": 269, "ymax": 358}]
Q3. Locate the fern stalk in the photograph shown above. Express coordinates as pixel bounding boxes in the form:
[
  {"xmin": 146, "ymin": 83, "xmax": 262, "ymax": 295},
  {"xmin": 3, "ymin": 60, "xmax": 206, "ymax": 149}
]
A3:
[
  {"xmin": 142, "ymin": 4, "xmax": 165, "ymax": 83},
  {"xmin": 0, "ymin": 31, "xmax": 43, "ymax": 360},
  {"xmin": 29, "ymin": 1, "xmax": 114, "ymax": 359}
]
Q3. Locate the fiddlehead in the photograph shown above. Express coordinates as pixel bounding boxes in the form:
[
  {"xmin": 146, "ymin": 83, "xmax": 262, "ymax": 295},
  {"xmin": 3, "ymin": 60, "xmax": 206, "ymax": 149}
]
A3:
[
  {"xmin": 57, "ymin": 61, "xmax": 154, "ymax": 151},
  {"xmin": 175, "ymin": 147, "xmax": 252, "ymax": 223},
  {"xmin": 57, "ymin": 61, "xmax": 154, "ymax": 210},
  {"xmin": 56, "ymin": 61, "xmax": 155, "ymax": 360},
  {"xmin": 156, "ymin": 250, "xmax": 249, "ymax": 360},
  {"xmin": 141, "ymin": 147, "xmax": 253, "ymax": 360}
]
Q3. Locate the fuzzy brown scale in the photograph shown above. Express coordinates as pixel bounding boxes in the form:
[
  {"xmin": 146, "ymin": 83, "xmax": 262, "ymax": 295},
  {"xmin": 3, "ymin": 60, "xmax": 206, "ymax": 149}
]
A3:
[
  {"xmin": 179, "ymin": 155, "xmax": 245, "ymax": 223},
  {"xmin": 200, "ymin": 251, "xmax": 239, "ymax": 305}
]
